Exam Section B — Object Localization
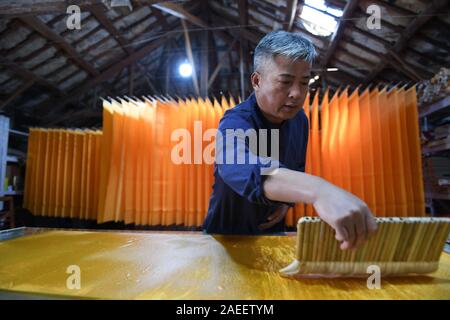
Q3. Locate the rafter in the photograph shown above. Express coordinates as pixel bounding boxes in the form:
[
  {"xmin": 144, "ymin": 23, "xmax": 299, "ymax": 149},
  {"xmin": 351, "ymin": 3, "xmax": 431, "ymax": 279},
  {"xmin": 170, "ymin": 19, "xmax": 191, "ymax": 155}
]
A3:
[
  {"xmin": 320, "ymin": 0, "xmax": 360, "ymax": 69},
  {"xmin": 364, "ymin": 0, "xmax": 447, "ymax": 84},
  {"xmin": 238, "ymin": 0, "xmax": 249, "ymax": 98},
  {"xmin": 0, "ymin": 60, "xmax": 61, "ymax": 94},
  {"xmin": 284, "ymin": 0, "xmax": 299, "ymax": 32},
  {"xmin": 181, "ymin": 20, "xmax": 200, "ymax": 96},
  {"xmin": 0, "ymin": 80, "xmax": 35, "ymax": 110},
  {"xmin": 154, "ymin": 2, "xmax": 258, "ymax": 46},
  {"xmin": 208, "ymin": 40, "xmax": 237, "ymax": 90},
  {"xmin": 0, "ymin": 0, "xmax": 98, "ymax": 17},
  {"xmin": 19, "ymin": 16, "xmax": 99, "ymax": 77},
  {"xmin": 89, "ymin": 4, "xmax": 161, "ymax": 96},
  {"xmin": 387, "ymin": 51, "xmax": 421, "ymax": 81},
  {"xmin": 38, "ymin": 32, "xmax": 177, "ymax": 123}
]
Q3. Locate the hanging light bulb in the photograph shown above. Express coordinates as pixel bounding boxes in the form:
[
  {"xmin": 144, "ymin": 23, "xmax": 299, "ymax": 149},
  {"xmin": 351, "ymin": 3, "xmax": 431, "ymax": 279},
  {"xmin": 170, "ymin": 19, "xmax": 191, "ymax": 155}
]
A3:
[{"xmin": 179, "ymin": 62, "xmax": 193, "ymax": 77}]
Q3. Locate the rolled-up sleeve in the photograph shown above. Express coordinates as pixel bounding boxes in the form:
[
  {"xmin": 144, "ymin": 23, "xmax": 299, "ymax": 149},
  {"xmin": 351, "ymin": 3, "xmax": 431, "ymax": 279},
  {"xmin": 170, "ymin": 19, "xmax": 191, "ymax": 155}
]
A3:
[{"xmin": 215, "ymin": 115, "xmax": 290, "ymax": 207}]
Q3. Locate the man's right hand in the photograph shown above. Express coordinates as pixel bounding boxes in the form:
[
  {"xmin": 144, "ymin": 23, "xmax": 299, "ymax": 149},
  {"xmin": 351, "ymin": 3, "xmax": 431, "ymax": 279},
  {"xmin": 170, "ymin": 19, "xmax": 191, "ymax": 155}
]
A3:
[{"xmin": 313, "ymin": 181, "xmax": 378, "ymax": 250}]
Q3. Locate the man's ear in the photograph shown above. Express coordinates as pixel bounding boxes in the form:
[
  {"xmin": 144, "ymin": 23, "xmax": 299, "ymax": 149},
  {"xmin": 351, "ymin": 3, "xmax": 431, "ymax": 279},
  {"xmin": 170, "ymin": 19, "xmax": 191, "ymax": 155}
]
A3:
[{"xmin": 251, "ymin": 71, "xmax": 261, "ymax": 90}]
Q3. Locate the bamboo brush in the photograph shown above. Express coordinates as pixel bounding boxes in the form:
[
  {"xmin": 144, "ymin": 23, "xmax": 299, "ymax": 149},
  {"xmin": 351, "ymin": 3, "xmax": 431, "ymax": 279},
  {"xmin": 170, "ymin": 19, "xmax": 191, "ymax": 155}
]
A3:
[{"xmin": 280, "ymin": 217, "xmax": 450, "ymax": 277}]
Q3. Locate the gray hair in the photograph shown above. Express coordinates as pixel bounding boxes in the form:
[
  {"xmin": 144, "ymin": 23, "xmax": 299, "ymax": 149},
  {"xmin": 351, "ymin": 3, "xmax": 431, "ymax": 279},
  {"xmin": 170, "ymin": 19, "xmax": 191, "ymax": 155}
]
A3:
[{"xmin": 253, "ymin": 31, "xmax": 317, "ymax": 72}]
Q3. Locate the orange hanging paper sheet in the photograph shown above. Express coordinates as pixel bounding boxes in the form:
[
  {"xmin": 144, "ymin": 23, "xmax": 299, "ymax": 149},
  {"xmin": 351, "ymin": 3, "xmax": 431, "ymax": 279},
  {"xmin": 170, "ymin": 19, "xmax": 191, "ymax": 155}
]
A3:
[
  {"xmin": 143, "ymin": 98, "xmax": 156, "ymax": 226},
  {"xmin": 397, "ymin": 88, "xmax": 415, "ymax": 216},
  {"xmin": 327, "ymin": 90, "xmax": 340, "ymax": 189},
  {"xmin": 164, "ymin": 100, "xmax": 178, "ymax": 226},
  {"xmin": 359, "ymin": 89, "xmax": 376, "ymax": 215},
  {"xmin": 368, "ymin": 88, "xmax": 386, "ymax": 217},
  {"xmin": 79, "ymin": 131, "xmax": 87, "ymax": 219},
  {"xmin": 97, "ymin": 101, "xmax": 114, "ymax": 223},
  {"xmin": 123, "ymin": 100, "xmax": 137, "ymax": 225},
  {"xmin": 378, "ymin": 88, "xmax": 396, "ymax": 216},
  {"xmin": 338, "ymin": 88, "xmax": 351, "ymax": 193},
  {"xmin": 40, "ymin": 130, "xmax": 50, "ymax": 216},
  {"xmin": 320, "ymin": 90, "xmax": 331, "ymax": 183},
  {"xmin": 173, "ymin": 99, "xmax": 187, "ymax": 226},
  {"xmin": 24, "ymin": 88, "xmax": 427, "ymax": 226},
  {"xmin": 386, "ymin": 87, "xmax": 408, "ymax": 216},
  {"xmin": 184, "ymin": 98, "xmax": 196, "ymax": 227},
  {"xmin": 150, "ymin": 100, "xmax": 164, "ymax": 226},
  {"xmin": 47, "ymin": 130, "xmax": 58, "ymax": 217},
  {"xmin": 348, "ymin": 88, "xmax": 365, "ymax": 202},
  {"xmin": 405, "ymin": 86, "xmax": 425, "ymax": 216}
]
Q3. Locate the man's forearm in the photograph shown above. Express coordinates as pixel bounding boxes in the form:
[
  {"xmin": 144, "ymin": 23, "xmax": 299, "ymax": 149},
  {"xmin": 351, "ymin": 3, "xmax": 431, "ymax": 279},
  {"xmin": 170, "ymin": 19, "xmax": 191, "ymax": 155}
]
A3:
[
  {"xmin": 263, "ymin": 167, "xmax": 378, "ymax": 250},
  {"xmin": 263, "ymin": 167, "xmax": 327, "ymax": 204}
]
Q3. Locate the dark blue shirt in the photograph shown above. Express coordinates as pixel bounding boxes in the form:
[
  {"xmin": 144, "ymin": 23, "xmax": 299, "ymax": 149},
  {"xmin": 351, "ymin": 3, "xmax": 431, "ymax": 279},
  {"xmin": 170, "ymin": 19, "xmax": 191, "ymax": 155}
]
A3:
[{"xmin": 203, "ymin": 93, "xmax": 309, "ymax": 235}]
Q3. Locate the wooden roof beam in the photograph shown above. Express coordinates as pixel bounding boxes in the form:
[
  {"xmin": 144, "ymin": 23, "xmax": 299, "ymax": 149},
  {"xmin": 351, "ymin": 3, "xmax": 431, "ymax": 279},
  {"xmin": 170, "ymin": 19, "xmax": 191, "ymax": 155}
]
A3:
[
  {"xmin": 284, "ymin": 0, "xmax": 299, "ymax": 32},
  {"xmin": 19, "ymin": 16, "xmax": 99, "ymax": 77},
  {"xmin": 0, "ymin": 60, "xmax": 61, "ymax": 94},
  {"xmin": 89, "ymin": 4, "xmax": 134, "ymax": 55},
  {"xmin": 38, "ymin": 32, "xmax": 177, "ymax": 123},
  {"xmin": 0, "ymin": 80, "xmax": 35, "ymax": 111},
  {"xmin": 154, "ymin": 2, "xmax": 257, "ymax": 46},
  {"xmin": 320, "ymin": 0, "xmax": 360, "ymax": 69},
  {"xmin": 364, "ymin": 0, "xmax": 447, "ymax": 84},
  {"xmin": 0, "ymin": 0, "xmax": 98, "ymax": 17}
]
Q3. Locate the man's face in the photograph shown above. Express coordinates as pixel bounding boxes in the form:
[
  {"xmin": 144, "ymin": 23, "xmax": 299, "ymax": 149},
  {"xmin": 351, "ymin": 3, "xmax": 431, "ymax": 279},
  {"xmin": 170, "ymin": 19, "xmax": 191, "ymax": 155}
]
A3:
[{"xmin": 251, "ymin": 55, "xmax": 311, "ymax": 124}]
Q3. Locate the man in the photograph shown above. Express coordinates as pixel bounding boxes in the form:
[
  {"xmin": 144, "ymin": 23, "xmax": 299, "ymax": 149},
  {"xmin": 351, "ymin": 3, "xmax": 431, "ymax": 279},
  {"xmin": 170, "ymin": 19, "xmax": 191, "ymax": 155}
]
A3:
[{"xmin": 203, "ymin": 31, "xmax": 377, "ymax": 250}]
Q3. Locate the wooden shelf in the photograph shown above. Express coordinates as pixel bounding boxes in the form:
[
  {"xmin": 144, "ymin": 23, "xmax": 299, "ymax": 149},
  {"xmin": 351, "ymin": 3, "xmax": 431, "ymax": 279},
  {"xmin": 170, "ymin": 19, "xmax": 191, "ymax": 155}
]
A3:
[
  {"xmin": 3, "ymin": 191, "xmax": 23, "ymax": 196},
  {"xmin": 6, "ymin": 155, "xmax": 18, "ymax": 163},
  {"xmin": 422, "ymin": 142, "xmax": 450, "ymax": 154},
  {"xmin": 425, "ymin": 192, "xmax": 450, "ymax": 200},
  {"xmin": 419, "ymin": 95, "xmax": 450, "ymax": 118}
]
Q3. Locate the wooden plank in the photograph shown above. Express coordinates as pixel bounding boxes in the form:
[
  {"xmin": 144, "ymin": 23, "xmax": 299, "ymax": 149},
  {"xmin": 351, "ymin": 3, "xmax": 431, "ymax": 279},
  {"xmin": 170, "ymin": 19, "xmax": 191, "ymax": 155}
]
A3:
[
  {"xmin": 284, "ymin": 0, "xmax": 299, "ymax": 32},
  {"xmin": 0, "ymin": 0, "xmax": 98, "ymax": 17},
  {"xmin": 419, "ymin": 96, "xmax": 450, "ymax": 118},
  {"xmin": 0, "ymin": 116, "xmax": 10, "ymax": 208},
  {"xmin": 181, "ymin": 20, "xmax": 200, "ymax": 96}
]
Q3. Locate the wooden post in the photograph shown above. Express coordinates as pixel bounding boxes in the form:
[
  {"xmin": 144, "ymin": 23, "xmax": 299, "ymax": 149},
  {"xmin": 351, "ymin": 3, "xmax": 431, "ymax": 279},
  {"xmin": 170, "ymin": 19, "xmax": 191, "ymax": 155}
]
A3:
[
  {"xmin": 0, "ymin": 116, "xmax": 10, "ymax": 211},
  {"xmin": 181, "ymin": 19, "xmax": 200, "ymax": 96}
]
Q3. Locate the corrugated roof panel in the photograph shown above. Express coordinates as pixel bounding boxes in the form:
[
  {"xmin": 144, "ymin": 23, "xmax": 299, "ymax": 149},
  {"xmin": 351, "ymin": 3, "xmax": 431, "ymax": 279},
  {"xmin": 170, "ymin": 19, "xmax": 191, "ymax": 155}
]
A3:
[
  {"xmin": 59, "ymin": 70, "xmax": 88, "ymax": 90},
  {"xmin": 23, "ymin": 46, "xmax": 58, "ymax": 69},
  {"xmin": 0, "ymin": 25, "xmax": 32, "ymax": 50},
  {"xmin": 33, "ymin": 55, "xmax": 68, "ymax": 78},
  {"xmin": 51, "ymin": 65, "xmax": 79, "ymax": 83},
  {"xmin": 6, "ymin": 36, "xmax": 47, "ymax": 61}
]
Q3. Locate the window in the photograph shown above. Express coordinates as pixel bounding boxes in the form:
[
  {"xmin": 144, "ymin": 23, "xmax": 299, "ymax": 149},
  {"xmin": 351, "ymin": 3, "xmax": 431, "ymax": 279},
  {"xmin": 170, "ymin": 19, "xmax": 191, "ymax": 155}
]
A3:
[{"xmin": 300, "ymin": 0, "xmax": 343, "ymax": 37}]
